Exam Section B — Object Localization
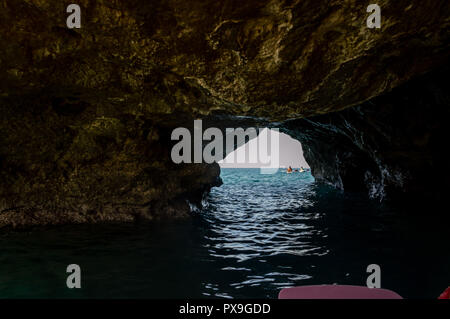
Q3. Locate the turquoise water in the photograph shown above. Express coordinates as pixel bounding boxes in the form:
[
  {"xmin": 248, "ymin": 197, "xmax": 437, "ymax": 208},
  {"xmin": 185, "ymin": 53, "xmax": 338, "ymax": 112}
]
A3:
[{"xmin": 0, "ymin": 168, "xmax": 448, "ymax": 298}]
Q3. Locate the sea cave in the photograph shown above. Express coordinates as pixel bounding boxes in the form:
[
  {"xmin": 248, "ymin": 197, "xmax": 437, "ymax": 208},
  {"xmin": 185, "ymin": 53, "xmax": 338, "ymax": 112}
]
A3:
[{"xmin": 0, "ymin": 0, "xmax": 449, "ymax": 300}]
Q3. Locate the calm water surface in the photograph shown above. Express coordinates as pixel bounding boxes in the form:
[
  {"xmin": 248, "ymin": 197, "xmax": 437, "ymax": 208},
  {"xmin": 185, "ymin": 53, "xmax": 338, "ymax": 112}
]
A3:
[{"xmin": 0, "ymin": 168, "xmax": 448, "ymax": 298}]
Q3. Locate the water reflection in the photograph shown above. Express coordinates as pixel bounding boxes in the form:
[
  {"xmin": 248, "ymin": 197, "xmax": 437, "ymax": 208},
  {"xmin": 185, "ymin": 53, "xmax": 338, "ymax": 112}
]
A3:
[{"xmin": 0, "ymin": 169, "xmax": 448, "ymax": 299}]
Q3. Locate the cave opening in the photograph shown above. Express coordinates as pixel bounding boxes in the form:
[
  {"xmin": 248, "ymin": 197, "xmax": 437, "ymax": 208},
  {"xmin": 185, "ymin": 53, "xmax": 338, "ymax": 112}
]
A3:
[{"xmin": 218, "ymin": 129, "xmax": 310, "ymax": 171}]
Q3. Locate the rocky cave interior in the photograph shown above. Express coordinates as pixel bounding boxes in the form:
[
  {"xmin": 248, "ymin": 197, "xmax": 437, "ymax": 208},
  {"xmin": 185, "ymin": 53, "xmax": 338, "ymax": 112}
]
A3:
[{"xmin": 0, "ymin": 0, "xmax": 449, "ymax": 228}]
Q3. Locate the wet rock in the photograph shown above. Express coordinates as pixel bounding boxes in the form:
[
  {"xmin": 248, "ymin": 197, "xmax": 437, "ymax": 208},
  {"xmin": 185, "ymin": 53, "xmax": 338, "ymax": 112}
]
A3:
[
  {"xmin": 0, "ymin": 0, "xmax": 448, "ymax": 227},
  {"xmin": 282, "ymin": 66, "xmax": 449, "ymax": 202}
]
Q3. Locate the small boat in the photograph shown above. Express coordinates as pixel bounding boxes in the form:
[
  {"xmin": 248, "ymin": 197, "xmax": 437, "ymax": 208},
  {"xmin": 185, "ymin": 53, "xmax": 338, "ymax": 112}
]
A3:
[{"xmin": 279, "ymin": 285, "xmax": 402, "ymax": 299}]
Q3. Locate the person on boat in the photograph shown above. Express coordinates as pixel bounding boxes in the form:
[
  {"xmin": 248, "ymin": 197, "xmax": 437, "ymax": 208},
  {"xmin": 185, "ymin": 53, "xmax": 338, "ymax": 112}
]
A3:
[
  {"xmin": 299, "ymin": 166, "xmax": 305, "ymax": 172},
  {"xmin": 287, "ymin": 166, "xmax": 293, "ymax": 173}
]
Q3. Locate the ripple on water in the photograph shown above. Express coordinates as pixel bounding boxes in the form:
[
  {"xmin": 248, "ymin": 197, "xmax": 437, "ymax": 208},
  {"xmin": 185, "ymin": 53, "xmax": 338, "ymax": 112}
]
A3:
[
  {"xmin": 200, "ymin": 169, "xmax": 324, "ymax": 296},
  {"xmin": 1, "ymin": 168, "xmax": 447, "ymax": 299}
]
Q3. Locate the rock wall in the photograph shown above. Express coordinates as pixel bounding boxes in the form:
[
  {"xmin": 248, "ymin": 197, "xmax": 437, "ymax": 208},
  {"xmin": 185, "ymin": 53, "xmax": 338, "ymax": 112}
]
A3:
[
  {"xmin": 282, "ymin": 66, "xmax": 449, "ymax": 202},
  {"xmin": 0, "ymin": 0, "xmax": 449, "ymax": 227}
]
